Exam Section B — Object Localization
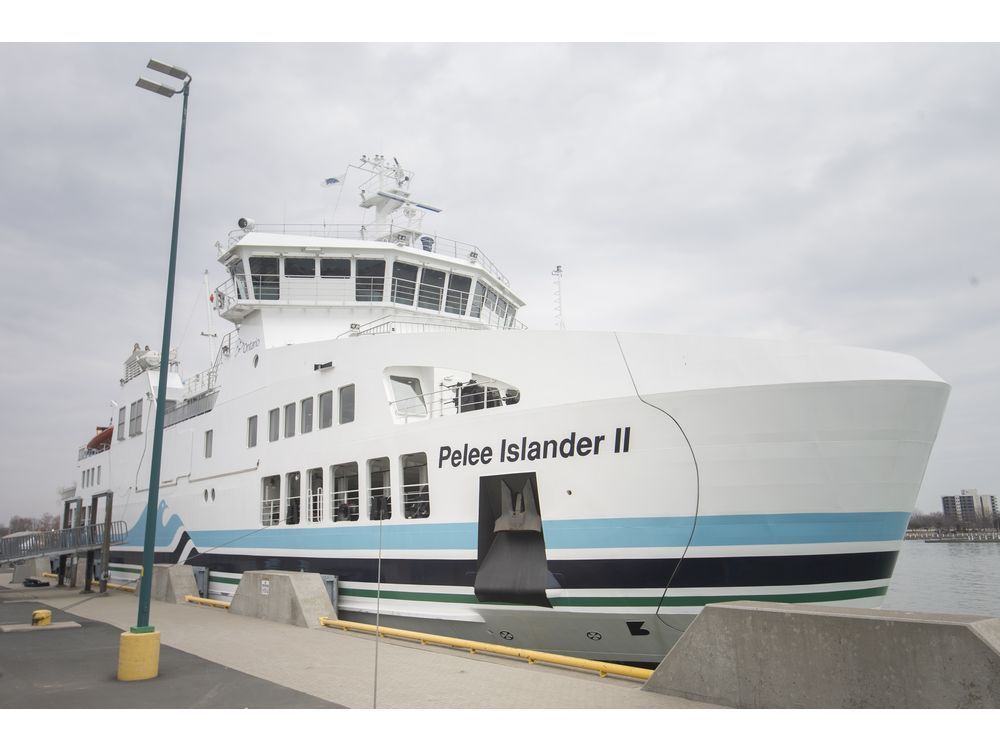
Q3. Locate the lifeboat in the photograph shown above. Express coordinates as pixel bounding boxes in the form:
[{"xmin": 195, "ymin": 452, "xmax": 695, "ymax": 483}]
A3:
[{"xmin": 87, "ymin": 425, "xmax": 113, "ymax": 451}]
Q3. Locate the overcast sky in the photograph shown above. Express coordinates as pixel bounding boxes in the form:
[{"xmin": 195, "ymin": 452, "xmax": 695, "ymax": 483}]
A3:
[{"xmin": 0, "ymin": 43, "xmax": 997, "ymax": 522}]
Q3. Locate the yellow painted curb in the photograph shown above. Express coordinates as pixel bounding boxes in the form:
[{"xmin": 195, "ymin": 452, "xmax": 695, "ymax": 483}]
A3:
[
  {"xmin": 117, "ymin": 630, "xmax": 161, "ymax": 681},
  {"xmin": 31, "ymin": 609, "xmax": 51, "ymax": 626}
]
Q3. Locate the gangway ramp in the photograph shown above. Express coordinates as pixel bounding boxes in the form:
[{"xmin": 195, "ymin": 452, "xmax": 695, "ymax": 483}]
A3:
[{"xmin": 0, "ymin": 521, "xmax": 127, "ymax": 566}]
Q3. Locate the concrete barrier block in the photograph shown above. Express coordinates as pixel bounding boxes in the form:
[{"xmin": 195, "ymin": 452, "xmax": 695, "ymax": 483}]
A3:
[
  {"xmin": 147, "ymin": 564, "xmax": 200, "ymax": 604},
  {"xmin": 643, "ymin": 601, "xmax": 1000, "ymax": 708},
  {"xmin": 229, "ymin": 571, "xmax": 335, "ymax": 628},
  {"xmin": 11, "ymin": 558, "xmax": 50, "ymax": 583}
]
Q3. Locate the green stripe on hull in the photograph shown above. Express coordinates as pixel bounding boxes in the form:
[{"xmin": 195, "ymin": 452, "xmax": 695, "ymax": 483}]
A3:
[
  {"xmin": 338, "ymin": 586, "xmax": 889, "ymax": 608},
  {"xmin": 208, "ymin": 575, "xmax": 241, "ymax": 585}
]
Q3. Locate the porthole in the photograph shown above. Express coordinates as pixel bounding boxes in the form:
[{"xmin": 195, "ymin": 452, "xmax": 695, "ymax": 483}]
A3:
[
  {"xmin": 203, "ymin": 489, "xmax": 208, "ymax": 502},
  {"xmin": 253, "ymin": 354, "xmax": 259, "ymax": 368},
  {"xmin": 211, "ymin": 488, "xmax": 216, "ymax": 501}
]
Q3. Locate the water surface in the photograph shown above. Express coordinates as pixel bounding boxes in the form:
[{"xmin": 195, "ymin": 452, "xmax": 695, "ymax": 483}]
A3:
[{"xmin": 882, "ymin": 540, "xmax": 1000, "ymax": 617}]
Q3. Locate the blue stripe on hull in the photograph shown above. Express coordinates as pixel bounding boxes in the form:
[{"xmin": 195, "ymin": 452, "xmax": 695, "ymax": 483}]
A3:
[{"xmin": 185, "ymin": 511, "xmax": 909, "ymax": 552}]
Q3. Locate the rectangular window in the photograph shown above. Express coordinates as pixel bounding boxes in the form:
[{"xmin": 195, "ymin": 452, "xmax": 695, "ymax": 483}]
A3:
[
  {"xmin": 308, "ymin": 468, "xmax": 323, "ymax": 523},
  {"xmin": 339, "ymin": 384, "xmax": 355, "ymax": 424},
  {"xmin": 82, "ymin": 470, "xmax": 86, "ymax": 488},
  {"xmin": 204, "ymin": 429, "xmax": 213, "ymax": 458},
  {"xmin": 401, "ymin": 452, "xmax": 430, "ymax": 519},
  {"xmin": 117, "ymin": 406, "xmax": 126, "ymax": 441},
  {"xmin": 97, "ymin": 466, "xmax": 101, "ymax": 485},
  {"xmin": 390, "ymin": 262, "xmax": 418, "ymax": 306},
  {"xmin": 128, "ymin": 400, "xmax": 143, "ymax": 437},
  {"xmin": 445, "ymin": 274, "xmax": 472, "ymax": 315},
  {"xmin": 284, "ymin": 403, "xmax": 296, "ymax": 438},
  {"xmin": 261, "ymin": 475, "xmax": 280, "ymax": 526},
  {"xmin": 417, "ymin": 267, "xmax": 446, "ymax": 311},
  {"xmin": 284, "ymin": 257, "xmax": 316, "ymax": 278},
  {"xmin": 249, "ymin": 256, "xmax": 280, "ymax": 300},
  {"xmin": 470, "ymin": 281, "xmax": 486, "ymax": 318},
  {"xmin": 320, "ymin": 258, "xmax": 351, "ymax": 278},
  {"xmin": 356, "ymin": 259, "xmax": 385, "ymax": 302},
  {"xmin": 331, "ymin": 462, "xmax": 359, "ymax": 522},
  {"xmin": 368, "ymin": 457, "xmax": 391, "ymax": 521},
  {"xmin": 301, "ymin": 397, "xmax": 314, "ymax": 434},
  {"xmin": 268, "ymin": 408, "xmax": 280, "ymax": 442},
  {"xmin": 247, "ymin": 415, "xmax": 258, "ymax": 448},
  {"xmin": 285, "ymin": 471, "xmax": 301, "ymax": 525},
  {"xmin": 485, "ymin": 287, "xmax": 498, "ymax": 312},
  {"xmin": 318, "ymin": 391, "xmax": 333, "ymax": 429}
]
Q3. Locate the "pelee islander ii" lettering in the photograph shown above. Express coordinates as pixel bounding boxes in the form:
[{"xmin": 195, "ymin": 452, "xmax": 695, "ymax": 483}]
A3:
[{"xmin": 438, "ymin": 427, "xmax": 631, "ymax": 468}]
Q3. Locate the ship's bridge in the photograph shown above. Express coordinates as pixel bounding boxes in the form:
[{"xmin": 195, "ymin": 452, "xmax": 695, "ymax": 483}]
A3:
[{"xmin": 213, "ymin": 226, "xmax": 525, "ymax": 332}]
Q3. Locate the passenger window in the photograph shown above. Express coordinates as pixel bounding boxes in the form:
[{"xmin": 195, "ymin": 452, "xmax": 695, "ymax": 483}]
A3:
[
  {"xmin": 285, "ymin": 471, "xmax": 301, "ymax": 525},
  {"xmin": 401, "ymin": 453, "xmax": 430, "ymax": 519},
  {"xmin": 284, "ymin": 402, "xmax": 296, "ymax": 438},
  {"xmin": 331, "ymin": 462, "xmax": 360, "ymax": 522},
  {"xmin": 301, "ymin": 397, "xmax": 314, "ymax": 434},
  {"xmin": 339, "ymin": 384, "xmax": 355, "ymax": 424},
  {"xmin": 128, "ymin": 400, "xmax": 143, "ymax": 436},
  {"xmin": 318, "ymin": 391, "xmax": 333, "ymax": 429},
  {"xmin": 390, "ymin": 376, "xmax": 427, "ymax": 418},
  {"xmin": 117, "ymin": 406, "xmax": 126, "ymax": 441},
  {"xmin": 445, "ymin": 274, "xmax": 471, "ymax": 315},
  {"xmin": 356, "ymin": 259, "xmax": 386, "ymax": 302},
  {"xmin": 391, "ymin": 262, "xmax": 418, "ymax": 305},
  {"xmin": 486, "ymin": 387, "xmax": 502, "ymax": 408},
  {"xmin": 459, "ymin": 381, "xmax": 485, "ymax": 412},
  {"xmin": 417, "ymin": 267, "xmax": 446, "ymax": 311},
  {"xmin": 249, "ymin": 257, "xmax": 280, "ymax": 300},
  {"xmin": 204, "ymin": 429, "xmax": 213, "ymax": 458},
  {"xmin": 261, "ymin": 475, "xmax": 280, "ymax": 526},
  {"xmin": 268, "ymin": 408, "xmax": 280, "ymax": 442},
  {"xmin": 284, "ymin": 258, "xmax": 315, "ymax": 277},
  {"xmin": 320, "ymin": 258, "xmax": 351, "ymax": 278},
  {"xmin": 368, "ymin": 457, "xmax": 391, "ymax": 521},
  {"xmin": 308, "ymin": 468, "xmax": 323, "ymax": 523},
  {"xmin": 247, "ymin": 415, "xmax": 258, "ymax": 448}
]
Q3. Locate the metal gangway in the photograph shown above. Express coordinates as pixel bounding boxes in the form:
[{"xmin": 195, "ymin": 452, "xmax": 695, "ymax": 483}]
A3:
[{"xmin": 0, "ymin": 521, "xmax": 128, "ymax": 566}]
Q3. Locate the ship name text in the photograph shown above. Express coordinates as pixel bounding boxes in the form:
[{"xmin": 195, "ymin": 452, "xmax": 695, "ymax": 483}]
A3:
[{"xmin": 438, "ymin": 427, "xmax": 632, "ymax": 469}]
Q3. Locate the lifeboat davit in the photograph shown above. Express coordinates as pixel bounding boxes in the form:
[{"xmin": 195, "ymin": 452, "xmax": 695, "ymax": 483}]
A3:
[{"xmin": 87, "ymin": 425, "xmax": 113, "ymax": 451}]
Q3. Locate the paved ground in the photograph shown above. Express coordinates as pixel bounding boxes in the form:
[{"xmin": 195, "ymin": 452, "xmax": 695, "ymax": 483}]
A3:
[{"xmin": 0, "ymin": 571, "xmax": 715, "ymax": 709}]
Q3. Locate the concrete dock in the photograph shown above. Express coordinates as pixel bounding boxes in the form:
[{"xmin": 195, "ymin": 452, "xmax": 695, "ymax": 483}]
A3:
[{"xmin": 0, "ymin": 572, "xmax": 712, "ymax": 709}]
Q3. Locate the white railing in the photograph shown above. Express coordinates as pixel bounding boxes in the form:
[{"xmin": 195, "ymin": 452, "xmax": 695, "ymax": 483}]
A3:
[
  {"xmin": 402, "ymin": 483, "xmax": 431, "ymax": 519},
  {"xmin": 389, "ymin": 378, "xmax": 520, "ymax": 422},
  {"xmin": 331, "ymin": 489, "xmax": 360, "ymax": 522},
  {"xmin": 226, "ymin": 223, "xmax": 510, "ymax": 288}
]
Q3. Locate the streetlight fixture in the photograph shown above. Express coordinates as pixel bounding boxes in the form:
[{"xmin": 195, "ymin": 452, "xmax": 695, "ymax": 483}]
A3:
[{"xmin": 118, "ymin": 58, "xmax": 191, "ymax": 682}]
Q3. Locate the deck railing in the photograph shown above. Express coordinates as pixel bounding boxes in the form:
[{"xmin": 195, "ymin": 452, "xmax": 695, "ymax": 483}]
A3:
[{"xmin": 0, "ymin": 521, "xmax": 128, "ymax": 565}]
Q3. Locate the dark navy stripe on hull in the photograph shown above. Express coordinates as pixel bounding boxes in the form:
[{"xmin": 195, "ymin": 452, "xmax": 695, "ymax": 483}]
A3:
[{"xmin": 112, "ymin": 549, "xmax": 898, "ymax": 589}]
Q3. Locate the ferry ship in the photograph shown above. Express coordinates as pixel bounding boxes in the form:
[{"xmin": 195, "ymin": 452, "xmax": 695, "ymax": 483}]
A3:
[{"xmin": 71, "ymin": 156, "xmax": 950, "ymax": 662}]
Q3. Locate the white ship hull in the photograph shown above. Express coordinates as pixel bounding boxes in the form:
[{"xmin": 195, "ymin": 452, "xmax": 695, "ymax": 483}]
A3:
[{"xmin": 88, "ymin": 329, "xmax": 948, "ymax": 663}]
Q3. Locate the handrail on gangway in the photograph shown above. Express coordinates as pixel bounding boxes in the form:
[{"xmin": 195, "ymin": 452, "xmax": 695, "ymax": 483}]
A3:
[{"xmin": 0, "ymin": 521, "xmax": 129, "ymax": 565}]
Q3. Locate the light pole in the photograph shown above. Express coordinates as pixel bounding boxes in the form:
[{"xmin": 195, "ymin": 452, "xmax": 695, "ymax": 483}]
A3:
[{"xmin": 118, "ymin": 59, "xmax": 191, "ymax": 681}]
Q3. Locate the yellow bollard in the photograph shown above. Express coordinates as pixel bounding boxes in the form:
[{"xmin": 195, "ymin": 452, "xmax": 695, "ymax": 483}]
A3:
[
  {"xmin": 117, "ymin": 630, "xmax": 161, "ymax": 681},
  {"xmin": 31, "ymin": 610, "xmax": 51, "ymax": 626}
]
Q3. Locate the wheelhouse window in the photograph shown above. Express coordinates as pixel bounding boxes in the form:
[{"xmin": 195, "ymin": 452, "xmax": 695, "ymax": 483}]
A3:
[
  {"xmin": 356, "ymin": 259, "xmax": 385, "ymax": 302},
  {"xmin": 318, "ymin": 391, "xmax": 333, "ymax": 429},
  {"xmin": 268, "ymin": 408, "xmax": 280, "ymax": 442},
  {"xmin": 283, "ymin": 402, "xmax": 296, "ymax": 438},
  {"xmin": 417, "ymin": 267, "xmax": 446, "ymax": 311},
  {"xmin": 320, "ymin": 258, "xmax": 351, "ymax": 278},
  {"xmin": 117, "ymin": 406, "xmax": 126, "ymax": 441},
  {"xmin": 285, "ymin": 471, "xmax": 301, "ymax": 525},
  {"xmin": 390, "ymin": 375, "xmax": 427, "ymax": 418},
  {"xmin": 368, "ymin": 457, "xmax": 391, "ymax": 521},
  {"xmin": 331, "ymin": 462, "xmax": 359, "ymax": 522},
  {"xmin": 261, "ymin": 475, "xmax": 280, "ymax": 527},
  {"xmin": 445, "ymin": 274, "xmax": 471, "ymax": 315},
  {"xmin": 308, "ymin": 468, "xmax": 323, "ymax": 523},
  {"xmin": 401, "ymin": 453, "xmax": 430, "ymax": 519},
  {"xmin": 339, "ymin": 384, "xmax": 355, "ymax": 424},
  {"xmin": 204, "ymin": 430, "xmax": 213, "ymax": 458},
  {"xmin": 391, "ymin": 262, "xmax": 418, "ymax": 306},
  {"xmin": 229, "ymin": 258, "xmax": 249, "ymax": 299},
  {"xmin": 249, "ymin": 257, "xmax": 279, "ymax": 300},
  {"xmin": 470, "ymin": 281, "xmax": 486, "ymax": 318},
  {"xmin": 301, "ymin": 397, "xmax": 314, "ymax": 434},
  {"xmin": 284, "ymin": 258, "xmax": 315, "ymax": 278},
  {"xmin": 247, "ymin": 415, "xmax": 258, "ymax": 448}
]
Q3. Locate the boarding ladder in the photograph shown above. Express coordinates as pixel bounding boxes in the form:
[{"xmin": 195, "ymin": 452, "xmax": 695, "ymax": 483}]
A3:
[{"xmin": 0, "ymin": 522, "xmax": 128, "ymax": 566}]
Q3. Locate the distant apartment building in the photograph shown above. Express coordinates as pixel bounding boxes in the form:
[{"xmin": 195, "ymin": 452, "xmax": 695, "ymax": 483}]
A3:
[{"xmin": 942, "ymin": 489, "xmax": 998, "ymax": 523}]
